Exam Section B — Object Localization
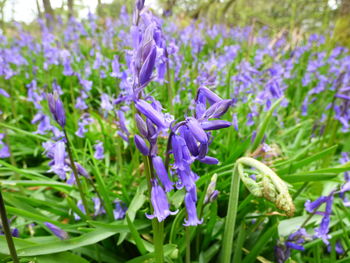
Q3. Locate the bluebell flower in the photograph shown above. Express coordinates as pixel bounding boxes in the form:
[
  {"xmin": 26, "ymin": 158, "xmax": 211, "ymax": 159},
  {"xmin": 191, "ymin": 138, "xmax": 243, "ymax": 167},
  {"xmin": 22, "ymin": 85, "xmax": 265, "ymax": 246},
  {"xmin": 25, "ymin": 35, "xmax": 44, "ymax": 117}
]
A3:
[
  {"xmin": 135, "ymin": 99, "xmax": 166, "ymax": 129},
  {"xmin": 305, "ymin": 194, "xmax": 334, "ymax": 245},
  {"xmin": 49, "ymin": 141, "xmax": 67, "ymax": 180},
  {"xmin": 134, "ymin": 134, "xmax": 149, "ymax": 155},
  {"xmin": 201, "ymin": 120, "xmax": 232, "ymax": 131},
  {"xmin": 74, "ymin": 200, "xmax": 86, "ymax": 221},
  {"xmin": 93, "ymin": 197, "xmax": 106, "ymax": 216},
  {"xmin": 185, "ymin": 117, "xmax": 208, "ymax": 144},
  {"xmin": 146, "ymin": 180, "xmax": 178, "ymax": 222},
  {"xmin": 100, "ymin": 93, "xmax": 114, "ymax": 112},
  {"xmin": 44, "ymin": 222, "xmax": 68, "ymax": 240},
  {"xmin": 47, "ymin": 92, "xmax": 66, "ymax": 128},
  {"xmin": 275, "ymin": 228, "xmax": 310, "ymax": 263},
  {"xmin": 94, "ymin": 141, "xmax": 105, "ymax": 160},
  {"xmin": 0, "ymin": 133, "xmax": 10, "ymax": 158},
  {"xmin": 152, "ymin": 156, "xmax": 173, "ymax": 192},
  {"xmin": 183, "ymin": 189, "xmax": 203, "ymax": 226},
  {"xmin": 113, "ymin": 200, "xmax": 127, "ymax": 220}
]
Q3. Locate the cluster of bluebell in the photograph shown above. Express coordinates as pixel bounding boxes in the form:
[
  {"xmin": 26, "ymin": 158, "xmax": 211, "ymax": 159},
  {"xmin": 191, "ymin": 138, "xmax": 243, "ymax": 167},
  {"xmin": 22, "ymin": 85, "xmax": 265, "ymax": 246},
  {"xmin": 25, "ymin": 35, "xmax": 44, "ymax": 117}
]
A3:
[
  {"xmin": 276, "ymin": 152, "xmax": 350, "ymax": 262},
  {"xmin": 129, "ymin": 1, "xmax": 232, "ymax": 225},
  {"xmin": 44, "ymin": 92, "xmax": 127, "ymax": 223}
]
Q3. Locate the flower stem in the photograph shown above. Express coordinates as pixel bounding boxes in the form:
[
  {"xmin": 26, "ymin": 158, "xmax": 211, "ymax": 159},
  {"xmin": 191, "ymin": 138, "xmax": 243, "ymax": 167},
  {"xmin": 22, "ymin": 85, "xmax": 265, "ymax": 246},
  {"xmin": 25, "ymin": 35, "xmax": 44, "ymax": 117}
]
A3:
[
  {"xmin": 185, "ymin": 226, "xmax": 191, "ymax": 263},
  {"xmin": 63, "ymin": 129, "xmax": 90, "ymax": 218},
  {"xmin": 220, "ymin": 163, "xmax": 240, "ymax": 263},
  {"xmin": 144, "ymin": 156, "xmax": 164, "ymax": 263},
  {"xmin": 0, "ymin": 189, "xmax": 19, "ymax": 263},
  {"xmin": 153, "ymin": 219, "xmax": 164, "ymax": 263}
]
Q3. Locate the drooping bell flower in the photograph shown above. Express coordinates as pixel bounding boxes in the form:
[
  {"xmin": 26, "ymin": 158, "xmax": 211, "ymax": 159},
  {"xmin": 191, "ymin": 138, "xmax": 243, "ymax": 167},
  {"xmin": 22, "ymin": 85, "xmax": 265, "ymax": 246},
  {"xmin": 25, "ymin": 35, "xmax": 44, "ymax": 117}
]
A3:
[
  {"xmin": 185, "ymin": 117, "xmax": 208, "ymax": 144},
  {"xmin": 197, "ymin": 86, "xmax": 222, "ymax": 105},
  {"xmin": 139, "ymin": 45, "xmax": 157, "ymax": 88},
  {"xmin": 50, "ymin": 141, "xmax": 67, "ymax": 180},
  {"xmin": 203, "ymin": 99, "xmax": 232, "ymax": 119},
  {"xmin": 47, "ymin": 92, "xmax": 66, "ymax": 128},
  {"xmin": 201, "ymin": 120, "xmax": 232, "ymax": 131},
  {"xmin": 134, "ymin": 134, "xmax": 150, "ymax": 155},
  {"xmin": 94, "ymin": 141, "xmax": 105, "ymax": 160},
  {"xmin": 183, "ymin": 188, "xmax": 203, "ymax": 226},
  {"xmin": 152, "ymin": 155, "xmax": 173, "ymax": 192},
  {"xmin": 146, "ymin": 180, "xmax": 177, "ymax": 222},
  {"xmin": 135, "ymin": 99, "xmax": 166, "ymax": 129},
  {"xmin": 113, "ymin": 199, "xmax": 127, "ymax": 220},
  {"xmin": 44, "ymin": 222, "xmax": 68, "ymax": 240},
  {"xmin": 135, "ymin": 113, "xmax": 148, "ymax": 138},
  {"xmin": 0, "ymin": 133, "xmax": 10, "ymax": 158}
]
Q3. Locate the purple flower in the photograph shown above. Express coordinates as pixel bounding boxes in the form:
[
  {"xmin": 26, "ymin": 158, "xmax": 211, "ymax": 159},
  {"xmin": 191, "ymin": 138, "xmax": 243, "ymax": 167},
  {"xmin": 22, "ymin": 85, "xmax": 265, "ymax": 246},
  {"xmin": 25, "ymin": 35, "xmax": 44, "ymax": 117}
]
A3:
[
  {"xmin": 113, "ymin": 200, "xmax": 127, "ymax": 220},
  {"xmin": 135, "ymin": 100, "xmax": 166, "ymax": 129},
  {"xmin": 44, "ymin": 222, "xmax": 68, "ymax": 240},
  {"xmin": 49, "ymin": 141, "xmax": 67, "ymax": 180},
  {"xmin": 139, "ymin": 45, "xmax": 157, "ymax": 88},
  {"xmin": 152, "ymin": 156, "xmax": 173, "ymax": 192},
  {"xmin": 185, "ymin": 117, "xmax": 208, "ymax": 144},
  {"xmin": 135, "ymin": 113, "xmax": 148, "ymax": 138},
  {"xmin": 197, "ymin": 156, "xmax": 219, "ymax": 165},
  {"xmin": 134, "ymin": 134, "xmax": 150, "ymax": 155},
  {"xmin": 146, "ymin": 180, "xmax": 177, "ymax": 222},
  {"xmin": 136, "ymin": 0, "xmax": 145, "ymax": 10},
  {"xmin": 275, "ymin": 228, "xmax": 310, "ymax": 263},
  {"xmin": 183, "ymin": 189, "xmax": 203, "ymax": 226},
  {"xmin": 201, "ymin": 120, "xmax": 232, "ymax": 130},
  {"xmin": 47, "ymin": 93, "xmax": 66, "ymax": 128},
  {"xmin": 94, "ymin": 141, "xmax": 105, "ymax": 160},
  {"xmin": 180, "ymin": 126, "xmax": 199, "ymax": 157},
  {"xmin": 203, "ymin": 99, "xmax": 232, "ymax": 119},
  {"xmin": 314, "ymin": 195, "xmax": 333, "ymax": 245},
  {"xmin": 93, "ymin": 197, "xmax": 105, "ymax": 216},
  {"xmin": 101, "ymin": 93, "xmax": 113, "ymax": 112},
  {"xmin": 0, "ymin": 134, "xmax": 10, "ymax": 158},
  {"xmin": 197, "ymin": 86, "xmax": 222, "ymax": 104},
  {"xmin": 74, "ymin": 200, "xmax": 86, "ymax": 221},
  {"xmin": 75, "ymin": 114, "xmax": 93, "ymax": 138},
  {"xmin": 0, "ymin": 88, "xmax": 10, "ymax": 98},
  {"xmin": 111, "ymin": 55, "xmax": 122, "ymax": 78},
  {"xmin": 304, "ymin": 196, "xmax": 329, "ymax": 214}
]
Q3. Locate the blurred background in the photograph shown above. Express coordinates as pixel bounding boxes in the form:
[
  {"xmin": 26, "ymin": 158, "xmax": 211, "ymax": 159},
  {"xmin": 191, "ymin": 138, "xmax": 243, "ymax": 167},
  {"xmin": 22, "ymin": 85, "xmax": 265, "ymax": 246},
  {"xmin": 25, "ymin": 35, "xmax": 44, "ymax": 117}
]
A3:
[{"xmin": 0, "ymin": 0, "xmax": 349, "ymax": 46}]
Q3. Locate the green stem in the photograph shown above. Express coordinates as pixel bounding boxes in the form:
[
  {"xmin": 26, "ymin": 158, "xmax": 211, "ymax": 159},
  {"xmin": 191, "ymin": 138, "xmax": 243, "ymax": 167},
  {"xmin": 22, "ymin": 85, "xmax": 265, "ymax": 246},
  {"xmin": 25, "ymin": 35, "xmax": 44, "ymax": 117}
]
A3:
[
  {"xmin": 153, "ymin": 220, "xmax": 164, "ymax": 263},
  {"xmin": 220, "ymin": 163, "xmax": 240, "ymax": 263},
  {"xmin": 0, "ymin": 189, "xmax": 19, "ymax": 263},
  {"xmin": 185, "ymin": 226, "xmax": 191, "ymax": 263},
  {"xmin": 63, "ymin": 129, "xmax": 90, "ymax": 218},
  {"xmin": 144, "ymin": 156, "xmax": 164, "ymax": 263},
  {"xmin": 165, "ymin": 48, "xmax": 174, "ymax": 115}
]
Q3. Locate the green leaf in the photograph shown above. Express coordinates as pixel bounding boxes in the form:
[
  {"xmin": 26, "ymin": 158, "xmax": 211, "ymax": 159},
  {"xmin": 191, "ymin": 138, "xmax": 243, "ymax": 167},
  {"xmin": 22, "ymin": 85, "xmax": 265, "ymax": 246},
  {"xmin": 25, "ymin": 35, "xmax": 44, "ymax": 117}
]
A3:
[
  {"xmin": 125, "ymin": 244, "xmax": 177, "ymax": 263},
  {"xmin": 281, "ymin": 172, "xmax": 338, "ymax": 183},
  {"xmin": 118, "ymin": 182, "xmax": 147, "ymax": 245},
  {"xmin": 0, "ymin": 180, "xmax": 73, "ymax": 191},
  {"xmin": 5, "ymin": 206, "xmax": 66, "ymax": 227},
  {"xmin": 242, "ymin": 224, "xmax": 278, "ymax": 263},
  {"xmin": 277, "ymin": 145, "xmax": 338, "ymax": 175},
  {"xmin": 0, "ymin": 122, "xmax": 47, "ymax": 141},
  {"xmin": 16, "ymin": 225, "xmax": 129, "ymax": 256},
  {"xmin": 250, "ymin": 97, "xmax": 283, "ymax": 153},
  {"xmin": 126, "ymin": 214, "xmax": 148, "ymax": 255},
  {"xmin": 36, "ymin": 252, "xmax": 89, "ymax": 263}
]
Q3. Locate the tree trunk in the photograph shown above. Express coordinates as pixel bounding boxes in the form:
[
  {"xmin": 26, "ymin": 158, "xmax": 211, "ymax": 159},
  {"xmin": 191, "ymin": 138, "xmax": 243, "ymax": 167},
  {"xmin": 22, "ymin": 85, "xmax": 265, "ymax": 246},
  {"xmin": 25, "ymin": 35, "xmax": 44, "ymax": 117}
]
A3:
[
  {"xmin": 68, "ymin": 0, "xmax": 73, "ymax": 19},
  {"xmin": 0, "ymin": 0, "xmax": 7, "ymax": 32},
  {"xmin": 333, "ymin": 0, "xmax": 350, "ymax": 47},
  {"xmin": 42, "ymin": 0, "xmax": 55, "ymax": 26},
  {"xmin": 35, "ymin": 0, "xmax": 43, "ymax": 19}
]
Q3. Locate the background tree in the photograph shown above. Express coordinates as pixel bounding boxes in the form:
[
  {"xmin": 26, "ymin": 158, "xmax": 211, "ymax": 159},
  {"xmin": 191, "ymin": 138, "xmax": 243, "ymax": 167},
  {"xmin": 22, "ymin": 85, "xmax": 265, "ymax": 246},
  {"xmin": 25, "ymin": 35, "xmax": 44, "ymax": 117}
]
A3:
[{"xmin": 42, "ymin": 0, "xmax": 55, "ymax": 25}]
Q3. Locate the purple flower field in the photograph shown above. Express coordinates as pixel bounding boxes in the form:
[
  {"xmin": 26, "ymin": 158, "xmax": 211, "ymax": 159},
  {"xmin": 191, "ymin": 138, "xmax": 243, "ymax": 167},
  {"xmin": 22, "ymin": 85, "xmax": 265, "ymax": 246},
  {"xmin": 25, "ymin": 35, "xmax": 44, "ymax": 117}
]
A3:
[{"xmin": 0, "ymin": 1, "xmax": 350, "ymax": 262}]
